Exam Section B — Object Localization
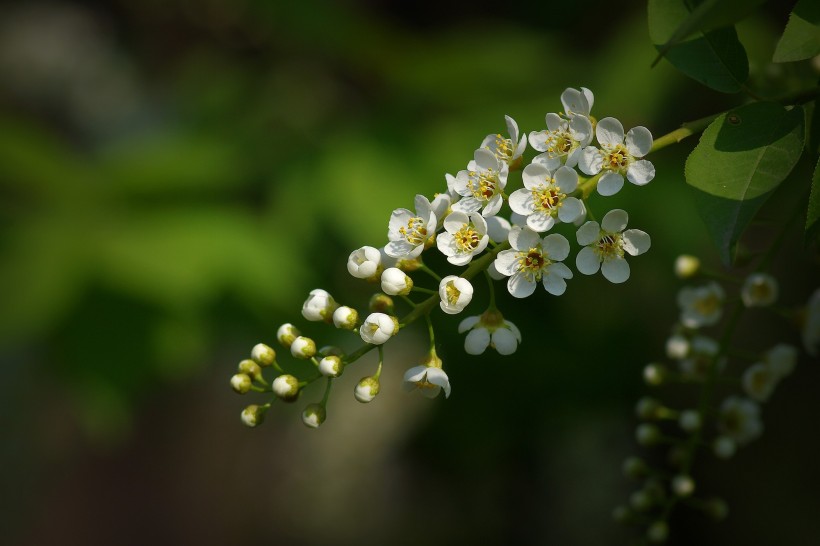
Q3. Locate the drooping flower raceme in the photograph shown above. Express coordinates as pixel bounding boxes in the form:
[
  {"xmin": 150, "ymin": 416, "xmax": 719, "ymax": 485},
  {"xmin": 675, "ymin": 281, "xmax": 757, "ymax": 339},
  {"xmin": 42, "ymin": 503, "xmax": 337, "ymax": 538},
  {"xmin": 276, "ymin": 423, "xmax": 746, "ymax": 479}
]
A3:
[
  {"xmin": 579, "ymin": 117, "xmax": 655, "ymax": 196},
  {"xmin": 452, "ymin": 148, "xmax": 508, "ymax": 217},
  {"xmin": 385, "ymin": 194, "xmax": 437, "ymax": 259},
  {"xmin": 436, "ymin": 211, "xmax": 489, "ymax": 266},
  {"xmin": 480, "ymin": 115, "xmax": 527, "ymax": 168},
  {"xmin": 458, "ymin": 311, "xmax": 521, "ymax": 355},
  {"xmin": 439, "ymin": 276, "xmax": 474, "ymax": 314},
  {"xmin": 678, "ymin": 282, "xmax": 725, "ymax": 328},
  {"xmin": 494, "ymin": 228, "xmax": 573, "ymax": 297},
  {"xmin": 575, "ymin": 209, "xmax": 650, "ymax": 284},
  {"xmin": 508, "ymin": 162, "xmax": 584, "ymax": 232},
  {"xmin": 402, "ymin": 365, "xmax": 451, "ymax": 399}
]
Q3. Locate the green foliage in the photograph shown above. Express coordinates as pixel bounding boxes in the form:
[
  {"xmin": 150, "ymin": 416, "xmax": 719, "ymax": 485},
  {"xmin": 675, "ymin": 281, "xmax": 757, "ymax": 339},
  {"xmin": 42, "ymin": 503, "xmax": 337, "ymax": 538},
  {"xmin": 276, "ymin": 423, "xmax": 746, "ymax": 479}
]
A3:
[
  {"xmin": 685, "ymin": 102, "xmax": 805, "ymax": 264},
  {"xmin": 807, "ymin": 158, "xmax": 820, "ymax": 245},
  {"xmin": 773, "ymin": 0, "xmax": 820, "ymax": 63},
  {"xmin": 648, "ymin": 0, "xmax": 749, "ymax": 93}
]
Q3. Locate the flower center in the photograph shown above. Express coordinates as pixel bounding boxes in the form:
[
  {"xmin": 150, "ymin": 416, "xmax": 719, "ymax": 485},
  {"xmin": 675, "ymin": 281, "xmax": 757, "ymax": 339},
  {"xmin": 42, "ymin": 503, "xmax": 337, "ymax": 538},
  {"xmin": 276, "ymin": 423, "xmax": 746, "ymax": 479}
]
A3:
[
  {"xmin": 605, "ymin": 145, "xmax": 630, "ymax": 171},
  {"xmin": 467, "ymin": 170, "xmax": 500, "ymax": 201},
  {"xmin": 694, "ymin": 293, "xmax": 721, "ymax": 315},
  {"xmin": 399, "ymin": 216, "xmax": 428, "ymax": 245},
  {"xmin": 546, "ymin": 129, "xmax": 574, "ymax": 156},
  {"xmin": 454, "ymin": 224, "xmax": 481, "ymax": 252},
  {"xmin": 415, "ymin": 372, "xmax": 438, "ymax": 390},
  {"xmin": 533, "ymin": 180, "xmax": 565, "ymax": 215},
  {"xmin": 490, "ymin": 134, "xmax": 514, "ymax": 162},
  {"xmin": 517, "ymin": 246, "xmax": 550, "ymax": 281},
  {"xmin": 445, "ymin": 283, "xmax": 462, "ymax": 305},
  {"xmin": 594, "ymin": 233, "xmax": 624, "ymax": 260}
]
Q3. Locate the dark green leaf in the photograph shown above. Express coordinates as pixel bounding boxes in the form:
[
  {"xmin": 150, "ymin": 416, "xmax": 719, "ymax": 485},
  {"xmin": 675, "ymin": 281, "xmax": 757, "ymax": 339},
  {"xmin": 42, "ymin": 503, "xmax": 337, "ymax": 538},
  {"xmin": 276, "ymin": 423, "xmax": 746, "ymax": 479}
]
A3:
[
  {"xmin": 685, "ymin": 102, "xmax": 805, "ymax": 264},
  {"xmin": 807, "ymin": 158, "xmax": 820, "ymax": 246},
  {"xmin": 773, "ymin": 0, "xmax": 820, "ymax": 63},
  {"xmin": 662, "ymin": 27, "xmax": 749, "ymax": 93}
]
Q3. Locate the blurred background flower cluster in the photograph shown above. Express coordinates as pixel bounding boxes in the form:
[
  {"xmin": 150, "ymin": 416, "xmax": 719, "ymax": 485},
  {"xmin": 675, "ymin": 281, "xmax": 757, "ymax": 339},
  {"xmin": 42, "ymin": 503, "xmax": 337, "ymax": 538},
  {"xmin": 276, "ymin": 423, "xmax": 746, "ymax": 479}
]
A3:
[{"xmin": 1, "ymin": 1, "xmax": 818, "ymax": 544}]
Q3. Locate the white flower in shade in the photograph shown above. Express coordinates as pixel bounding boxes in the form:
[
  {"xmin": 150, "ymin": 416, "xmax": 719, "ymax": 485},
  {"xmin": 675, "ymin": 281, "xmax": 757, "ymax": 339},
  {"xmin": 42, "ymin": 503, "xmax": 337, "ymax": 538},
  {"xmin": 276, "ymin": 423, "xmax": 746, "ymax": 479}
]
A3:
[
  {"xmin": 741, "ymin": 273, "xmax": 778, "ymax": 307},
  {"xmin": 666, "ymin": 333, "xmax": 690, "ymax": 360},
  {"xmin": 402, "ymin": 365, "xmax": 451, "ymax": 399},
  {"xmin": 678, "ymin": 282, "xmax": 725, "ymax": 328},
  {"xmin": 579, "ymin": 117, "xmax": 655, "ymax": 196},
  {"xmin": 485, "ymin": 215, "xmax": 512, "ymax": 243},
  {"xmin": 763, "ymin": 344, "xmax": 797, "ymax": 378},
  {"xmin": 436, "ymin": 211, "xmax": 489, "ymax": 265},
  {"xmin": 508, "ymin": 163, "xmax": 584, "ymax": 232},
  {"xmin": 458, "ymin": 311, "xmax": 521, "ymax": 355},
  {"xmin": 803, "ymin": 288, "xmax": 820, "ymax": 356},
  {"xmin": 301, "ymin": 289, "xmax": 338, "ymax": 322},
  {"xmin": 347, "ymin": 246, "xmax": 383, "ymax": 281},
  {"xmin": 481, "ymin": 115, "xmax": 527, "ymax": 168},
  {"xmin": 679, "ymin": 335, "xmax": 722, "ymax": 380},
  {"xmin": 385, "ymin": 195, "xmax": 437, "ymax": 259},
  {"xmin": 742, "ymin": 363, "xmax": 778, "ymax": 402},
  {"xmin": 359, "ymin": 312, "xmax": 399, "ymax": 345},
  {"xmin": 452, "ymin": 148, "xmax": 509, "ymax": 217},
  {"xmin": 674, "ymin": 255, "xmax": 700, "ymax": 279},
  {"xmin": 332, "ymin": 306, "xmax": 358, "ymax": 330},
  {"xmin": 439, "ymin": 276, "xmax": 474, "ymax": 314},
  {"xmin": 494, "ymin": 228, "xmax": 573, "ymax": 297},
  {"xmin": 381, "ymin": 267, "xmax": 414, "ymax": 295},
  {"xmin": 718, "ymin": 396, "xmax": 763, "ymax": 446},
  {"xmin": 486, "ymin": 261, "xmax": 506, "ymax": 281},
  {"xmin": 575, "ymin": 209, "xmax": 650, "ymax": 284}
]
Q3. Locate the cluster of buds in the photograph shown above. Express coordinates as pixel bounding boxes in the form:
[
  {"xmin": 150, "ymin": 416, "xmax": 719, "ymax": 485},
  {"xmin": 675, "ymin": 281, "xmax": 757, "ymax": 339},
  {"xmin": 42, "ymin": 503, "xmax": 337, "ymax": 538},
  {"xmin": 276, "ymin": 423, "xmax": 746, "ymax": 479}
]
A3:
[
  {"xmin": 615, "ymin": 256, "xmax": 819, "ymax": 542},
  {"xmin": 229, "ymin": 87, "xmax": 660, "ymax": 429}
]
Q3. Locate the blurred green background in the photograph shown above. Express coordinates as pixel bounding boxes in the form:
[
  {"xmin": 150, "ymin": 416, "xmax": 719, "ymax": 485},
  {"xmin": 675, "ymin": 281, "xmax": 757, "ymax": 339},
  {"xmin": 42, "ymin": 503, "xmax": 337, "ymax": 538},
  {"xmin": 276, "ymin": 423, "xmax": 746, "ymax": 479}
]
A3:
[{"xmin": 1, "ymin": 1, "xmax": 818, "ymax": 545}]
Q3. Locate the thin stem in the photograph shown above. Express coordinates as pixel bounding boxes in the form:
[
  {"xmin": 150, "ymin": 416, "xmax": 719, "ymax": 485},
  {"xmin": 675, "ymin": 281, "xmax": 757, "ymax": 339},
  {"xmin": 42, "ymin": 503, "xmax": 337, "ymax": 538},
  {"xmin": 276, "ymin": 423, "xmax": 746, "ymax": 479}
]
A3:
[
  {"xmin": 418, "ymin": 264, "xmax": 443, "ymax": 282},
  {"xmin": 484, "ymin": 269, "xmax": 497, "ymax": 311},
  {"xmin": 411, "ymin": 286, "xmax": 438, "ymax": 295},
  {"xmin": 426, "ymin": 314, "xmax": 436, "ymax": 352},
  {"xmin": 320, "ymin": 377, "xmax": 333, "ymax": 406}
]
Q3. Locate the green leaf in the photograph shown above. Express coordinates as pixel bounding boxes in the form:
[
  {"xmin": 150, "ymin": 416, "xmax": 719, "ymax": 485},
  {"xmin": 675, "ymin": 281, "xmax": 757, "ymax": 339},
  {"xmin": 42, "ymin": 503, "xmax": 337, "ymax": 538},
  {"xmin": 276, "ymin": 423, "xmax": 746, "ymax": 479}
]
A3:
[
  {"xmin": 773, "ymin": 0, "xmax": 820, "ymax": 63},
  {"xmin": 649, "ymin": 0, "xmax": 764, "ymax": 66},
  {"xmin": 685, "ymin": 102, "xmax": 805, "ymax": 264},
  {"xmin": 807, "ymin": 157, "xmax": 820, "ymax": 246}
]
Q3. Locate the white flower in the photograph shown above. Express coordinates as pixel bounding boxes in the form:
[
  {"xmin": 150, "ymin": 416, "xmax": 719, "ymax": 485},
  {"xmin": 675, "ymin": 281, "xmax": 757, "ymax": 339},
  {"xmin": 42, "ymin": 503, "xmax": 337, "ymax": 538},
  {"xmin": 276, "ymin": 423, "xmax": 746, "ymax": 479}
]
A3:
[
  {"xmin": 458, "ymin": 311, "xmax": 521, "ymax": 355},
  {"xmin": 742, "ymin": 363, "xmax": 778, "ymax": 402},
  {"xmin": 439, "ymin": 276, "xmax": 474, "ymax": 314},
  {"xmin": 665, "ymin": 333, "xmax": 690, "ymax": 360},
  {"xmin": 480, "ymin": 115, "xmax": 527, "ymax": 167},
  {"xmin": 381, "ymin": 267, "xmax": 414, "ymax": 295},
  {"xmin": 674, "ymin": 255, "xmax": 700, "ymax": 279},
  {"xmin": 528, "ymin": 87, "xmax": 594, "ymax": 169},
  {"xmin": 436, "ymin": 211, "xmax": 489, "ymax": 265},
  {"xmin": 508, "ymin": 163, "xmax": 584, "ymax": 233},
  {"xmin": 402, "ymin": 365, "xmax": 451, "ymax": 398},
  {"xmin": 359, "ymin": 312, "xmax": 399, "ymax": 344},
  {"xmin": 385, "ymin": 194, "xmax": 437, "ymax": 258},
  {"xmin": 575, "ymin": 209, "xmax": 650, "ymax": 284},
  {"xmin": 430, "ymin": 191, "xmax": 453, "ymax": 228},
  {"xmin": 332, "ymin": 306, "xmax": 359, "ymax": 330},
  {"xmin": 741, "ymin": 273, "xmax": 778, "ymax": 307},
  {"xmin": 678, "ymin": 282, "xmax": 724, "ymax": 328},
  {"xmin": 679, "ymin": 335, "xmax": 722, "ymax": 380},
  {"xmin": 301, "ymin": 289, "xmax": 338, "ymax": 322},
  {"xmin": 452, "ymin": 148, "xmax": 509, "ymax": 217},
  {"xmin": 803, "ymin": 288, "xmax": 820, "ymax": 356},
  {"xmin": 764, "ymin": 343, "xmax": 797, "ymax": 378},
  {"xmin": 579, "ymin": 117, "xmax": 655, "ymax": 196},
  {"xmin": 494, "ymin": 228, "xmax": 573, "ymax": 297},
  {"xmin": 718, "ymin": 396, "xmax": 763, "ymax": 446},
  {"xmin": 347, "ymin": 246, "xmax": 383, "ymax": 281}
]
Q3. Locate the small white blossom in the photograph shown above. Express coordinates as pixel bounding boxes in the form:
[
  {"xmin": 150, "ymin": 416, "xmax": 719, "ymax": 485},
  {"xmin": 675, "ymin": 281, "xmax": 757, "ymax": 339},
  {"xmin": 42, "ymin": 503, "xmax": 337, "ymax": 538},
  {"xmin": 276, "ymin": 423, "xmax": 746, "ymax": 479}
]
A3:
[
  {"xmin": 764, "ymin": 343, "xmax": 797, "ymax": 378},
  {"xmin": 575, "ymin": 209, "xmax": 650, "ymax": 284},
  {"xmin": 508, "ymin": 163, "xmax": 584, "ymax": 232},
  {"xmin": 579, "ymin": 117, "xmax": 655, "ymax": 196},
  {"xmin": 494, "ymin": 228, "xmax": 573, "ymax": 297},
  {"xmin": 347, "ymin": 246, "xmax": 383, "ymax": 281},
  {"xmin": 674, "ymin": 255, "xmax": 701, "ymax": 279},
  {"xmin": 301, "ymin": 289, "xmax": 338, "ymax": 322},
  {"xmin": 742, "ymin": 363, "xmax": 778, "ymax": 402},
  {"xmin": 480, "ymin": 115, "xmax": 527, "ymax": 168},
  {"xmin": 678, "ymin": 282, "xmax": 725, "ymax": 328},
  {"xmin": 741, "ymin": 273, "xmax": 778, "ymax": 307},
  {"xmin": 359, "ymin": 312, "xmax": 399, "ymax": 345},
  {"xmin": 385, "ymin": 195, "xmax": 437, "ymax": 258},
  {"xmin": 436, "ymin": 211, "xmax": 489, "ymax": 265},
  {"xmin": 452, "ymin": 148, "xmax": 509, "ymax": 217},
  {"xmin": 458, "ymin": 311, "xmax": 521, "ymax": 355},
  {"xmin": 402, "ymin": 365, "xmax": 451, "ymax": 399},
  {"xmin": 332, "ymin": 306, "xmax": 359, "ymax": 330},
  {"xmin": 528, "ymin": 88, "xmax": 594, "ymax": 169},
  {"xmin": 718, "ymin": 396, "xmax": 763, "ymax": 446},
  {"xmin": 430, "ymin": 191, "xmax": 453, "ymax": 228},
  {"xmin": 381, "ymin": 267, "xmax": 414, "ymax": 295},
  {"xmin": 679, "ymin": 335, "xmax": 722, "ymax": 379},
  {"xmin": 439, "ymin": 276, "xmax": 474, "ymax": 314},
  {"xmin": 802, "ymin": 288, "xmax": 820, "ymax": 356},
  {"xmin": 665, "ymin": 333, "xmax": 690, "ymax": 360}
]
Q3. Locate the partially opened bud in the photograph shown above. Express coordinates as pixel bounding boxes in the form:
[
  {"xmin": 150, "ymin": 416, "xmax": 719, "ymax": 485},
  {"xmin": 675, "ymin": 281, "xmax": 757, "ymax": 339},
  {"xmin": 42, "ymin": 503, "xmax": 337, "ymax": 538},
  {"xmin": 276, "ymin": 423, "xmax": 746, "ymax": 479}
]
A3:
[
  {"xmin": 332, "ymin": 306, "xmax": 359, "ymax": 330},
  {"xmin": 301, "ymin": 289, "xmax": 338, "ymax": 322},
  {"xmin": 381, "ymin": 267, "xmax": 414, "ymax": 296}
]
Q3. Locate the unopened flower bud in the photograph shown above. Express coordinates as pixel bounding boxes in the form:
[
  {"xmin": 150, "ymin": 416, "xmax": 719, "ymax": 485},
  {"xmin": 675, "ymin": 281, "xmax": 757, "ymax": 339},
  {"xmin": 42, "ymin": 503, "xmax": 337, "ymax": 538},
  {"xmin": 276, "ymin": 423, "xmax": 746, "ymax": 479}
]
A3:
[
  {"xmin": 231, "ymin": 373, "xmax": 252, "ymax": 394},
  {"xmin": 647, "ymin": 521, "xmax": 668, "ymax": 544},
  {"xmin": 237, "ymin": 359, "xmax": 263, "ymax": 381},
  {"xmin": 622, "ymin": 456, "xmax": 649, "ymax": 479},
  {"xmin": 277, "ymin": 323, "xmax": 300, "ymax": 348},
  {"xmin": 635, "ymin": 396, "xmax": 663, "ymax": 420},
  {"xmin": 674, "ymin": 255, "xmax": 700, "ymax": 279},
  {"xmin": 381, "ymin": 267, "xmax": 414, "ymax": 296},
  {"xmin": 643, "ymin": 363, "xmax": 668, "ymax": 386},
  {"xmin": 741, "ymin": 273, "xmax": 778, "ymax": 308},
  {"xmin": 301, "ymin": 403, "xmax": 326, "ymax": 428},
  {"xmin": 671, "ymin": 475, "xmax": 695, "ymax": 497},
  {"xmin": 241, "ymin": 404, "xmax": 266, "ymax": 427},
  {"xmin": 713, "ymin": 436, "xmax": 736, "ymax": 459},
  {"xmin": 636, "ymin": 424, "xmax": 662, "ymax": 446},
  {"xmin": 665, "ymin": 334, "xmax": 690, "ymax": 359},
  {"xmin": 301, "ymin": 288, "xmax": 338, "ymax": 322},
  {"xmin": 678, "ymin": 410, "xmax": 701, "ymax": 432},
  {"xmin": 318, "ymin": 355, "xmax": 344, "ymax": 378},
  {"xmin": 251, "ymin": 343, "xmax": 276, "ymax": 366},
  {"xmin": 290, "ymin": 336, "xmax": 317, "ymax": 359},
  {"xmin": 354, "ymin": 376, "xmax": 380, "ymax": 403},
  {"xmin": 347, "ymin": 245, "xmax": 383, "ymax": 281},
  {"xmin": 368, "ymin": 292, "xmax": 394, "ymax": 314},
  {"xmin": 332, "ymin": 306, "xmax": 359, "ymax": 330},
  {"xmin": 272, "ymin": 374, "xmax": 300, "ymax": 402}
]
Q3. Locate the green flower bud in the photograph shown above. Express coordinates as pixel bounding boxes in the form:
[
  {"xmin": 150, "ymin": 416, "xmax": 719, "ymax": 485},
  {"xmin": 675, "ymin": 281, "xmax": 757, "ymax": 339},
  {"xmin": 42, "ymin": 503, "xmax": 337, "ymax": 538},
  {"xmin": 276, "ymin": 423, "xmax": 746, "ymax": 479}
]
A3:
[
  {"xmin": 231, "ymin": 373, "xmax": 252, "ymax": 394},
  {"xmin": 354, "ymin": 376, "xmax": 380, "ymax": 403},
  {"xmin": 251, "ymin": 343, "xmax": 276, "ymax": 366},
  {"xmin": 241, "ymin": 404, "xmax": 266, "ymax": 427},
  {"xmin": 301, "ymin": 403, "xmax": 327, "ymax": 428},
  {"xmin": 318, "ymin": 355, "xmax": 344, "ymax": 378},
  {"xmin": 290, "ymin": 336, "xmax": 317, "ymax": 359},
  {"xmin": 368, "ymin": 293, "xmax": 394, "ymax": 314},
  {"xmin": 237, "ymin": 359, "xmax": 263, "ymax": 381},
  {"xmin": 276, "ymin": 323, "xmax": 300, "ymax": 348},
  {"xmin": 272, "ymin": 374, "xmax": 300, "ymax": 402}
]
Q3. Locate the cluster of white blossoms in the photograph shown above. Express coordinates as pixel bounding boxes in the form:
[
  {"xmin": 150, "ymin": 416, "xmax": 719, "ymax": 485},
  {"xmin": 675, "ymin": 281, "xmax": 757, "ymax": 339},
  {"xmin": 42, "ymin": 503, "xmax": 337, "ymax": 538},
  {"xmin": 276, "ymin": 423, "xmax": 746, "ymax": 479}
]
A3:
[{"xmin": 229, "ymin": 87, "xmax": 659, "ymax": 429}]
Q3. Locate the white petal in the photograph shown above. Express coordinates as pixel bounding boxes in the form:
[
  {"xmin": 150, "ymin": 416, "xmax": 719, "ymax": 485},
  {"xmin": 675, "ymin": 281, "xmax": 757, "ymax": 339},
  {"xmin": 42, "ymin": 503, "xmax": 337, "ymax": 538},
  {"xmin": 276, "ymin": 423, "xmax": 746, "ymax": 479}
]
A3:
[
  {"xmin": 474, "ymin": 148, "xmax": 499, "ymax": 172},
  {"xmin": 576, "ymin": 246, "xmax": 601, "ymax": 275},
  {"xmin": 485, "ymin": 215, "xmax": 511, "ymax": 242},
  {"xmin": 623, "ymin": 229, "xmax": 651, "ymax": 256},
  {"xmin": 426, "ymin": 367, "xmax": 451, "ymax": 398},
  {"xmin": 505, "ymin": 115, "xmax": 519, "ymax": 142},
  {"xmin": 602, "ymin": 209, "xmax": 629, "ymax": 233},
  {"xmin": 445, "ymin": 173, "xmax": 457, "ymax": 193},
  {"xmin": 532, "ymin": 152, "xmax": 562, "ymax": 171},
  {"xmin": 414, "ymin": 194, "xmax": 432, "ymax": 218},
  {"xmin": 550, "ymin": 262, "xmax": 573, "ymax": 279},
  {"xmin": 581, "ymin": 87, "xmax": 594, "ymax": 111},
  {"xmin": 579, "ymin": 146, "xmax": 603, "ymax": 175},
  {"xmin": 576, "ymin": 221, "xmax": 600, "ymax": 246},
  {"xmin": 527, "ymin": 211, "xmax": 555, "ymax": 233},
  {"xmin": 482, "ymin": 194, "xmax": 503, "ymax": 217},
  {"xmin": 522, "ymin": 162, "xmax": 551, "ymax": 190},
  {"xmin": 558, "ymin": 197, "xmax": 583, "ymax": 224},
  {"xmin": 505, "ymin": 321, "xmax": 522, "ymax": 341},
  {"xmin": 388, "ymin": 208, "xmax": 413, "ymax": 237},
  {"xmin": 494, "ymin": 250, "xmax": 519, "ymax": 276},
  {"xmin": 569, "ymin": 115, "xmax": 593, "ymax": 145},
  {"xmin": 554, "ymin": 166, "xmax": 578, "ymax": 193},
  {"xmin": 465, "ymin": 328, "xmax": 491, "ymax": 355},
  {"xmin": 601, "ymin": 257, "xmax": 631, "ymax": 283},
  {"xmin": 545, "ymin": 112, "xmax": 564, "ymax": 132},
  {"xmin": 458, "ymin": 315, "xmax": 481, "ymax": 332},
  {"xmin": 514, "ymin": 135, "xmax": 527, "ymax": 158},
  {"xmin": 596, "ymin": 117, "xmax": 624, "ymax": 147},
  {"xmin": 561, "ymin": 87, "xmax": 590, "ymax": 117},
  {"xmin": 597, "ymin": 172, "xmax": 624, "ymax": 196},
  {"xmin": 451, "ymin": 197, "xmax": 482, "ymax": 214},
  {"xmin": 508, "ymin": 271, "xmax": 537, "ymax": 298},
  {"xmin": 509, "ymin": 226, "xmax": 540, "ymax": 250},
  {"xmin": 528, "ymin": 130, "xmax": 548, "ymax": 152},
  {"xmin": 626, "ymin": 126, "xmax": 653, "ymax": 157},
  {"xmin": 543, "ymin": 233, "xmax": 570, "ymax": 261},
  {"xmin": 627, "ymin": 160, "xmax": 655, "ymax": 186},
  {"xmin": 492, "ymin": 328, "xmax": 518, "ymax": 355},
  {"xmin": 508, "ymin": 188, "xmax": 535, "ymax": 215},
  {"xmin": 543, "ymin": 271, "xmax": 568, "ymax": 296},
  {"xmin": 443, "ymin": 210, "xmax": 469, "ymax": 233},
  {"xmin": 384, "ymin": 239, "xmax": 415, "ymax": 258},
  {"xmin": 403, "ymin": 365, "xmax": 428, "ymax": 383},
  {"xmin": 565, "ymin": 147, "xmax": 583, "ymax": 168}
]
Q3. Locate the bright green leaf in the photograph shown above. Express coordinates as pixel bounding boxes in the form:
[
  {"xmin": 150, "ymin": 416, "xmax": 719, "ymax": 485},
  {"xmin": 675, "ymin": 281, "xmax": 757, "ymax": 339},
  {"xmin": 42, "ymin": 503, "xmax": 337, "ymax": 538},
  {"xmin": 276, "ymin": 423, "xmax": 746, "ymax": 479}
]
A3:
[
  {"xmin": 807, "ymin": 158, "xmax": 820, "ymax": 246},
  {"xmin": 773, "ymin": 0, "xmax": 820, "ymax": 63},
  {"xmin": 685, "ymin": 102, "xmax": 805, "ymax": 264}
]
